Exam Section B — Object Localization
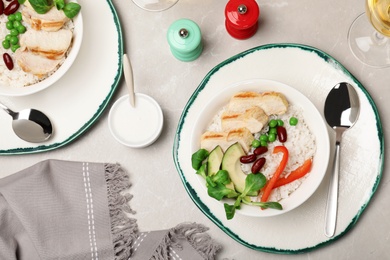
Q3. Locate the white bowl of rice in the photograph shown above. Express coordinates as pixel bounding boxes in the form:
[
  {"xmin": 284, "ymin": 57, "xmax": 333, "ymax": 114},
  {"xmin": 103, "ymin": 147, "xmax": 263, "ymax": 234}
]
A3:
[
  {"xmin": 191, "ymin": 78, "xmax": 330, "ymax": 217},
  {"xmin": 0, "ymin": 3, "xmax": 83, "ymax": 97}
]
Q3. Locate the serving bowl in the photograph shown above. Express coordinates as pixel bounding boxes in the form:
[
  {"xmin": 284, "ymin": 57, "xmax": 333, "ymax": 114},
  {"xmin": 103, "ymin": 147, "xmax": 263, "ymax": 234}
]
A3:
[
  {"xmin": 191, "ymin": 78, "xmax": 330, "ymax": 217},
  {"xmin": 0, "ymin": 7, "xmax": 83, "ymax": 97}
]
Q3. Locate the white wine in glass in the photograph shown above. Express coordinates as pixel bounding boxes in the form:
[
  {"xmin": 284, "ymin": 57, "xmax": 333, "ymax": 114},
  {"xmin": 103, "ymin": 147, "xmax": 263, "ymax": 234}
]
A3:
[
  {"xmin": 132, "ymin": 0, "xmax": 179, "ymax": 12},
  {"xmin": 348, "ymin": 0, "xmax": 390, "ymax": 67}
]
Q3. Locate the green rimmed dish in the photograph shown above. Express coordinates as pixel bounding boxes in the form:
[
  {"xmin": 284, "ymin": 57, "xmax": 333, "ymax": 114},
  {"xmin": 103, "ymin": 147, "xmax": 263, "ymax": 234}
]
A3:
[{"xmin": 173, "ymin": 43, "xmax": 384, "ymax": 253}]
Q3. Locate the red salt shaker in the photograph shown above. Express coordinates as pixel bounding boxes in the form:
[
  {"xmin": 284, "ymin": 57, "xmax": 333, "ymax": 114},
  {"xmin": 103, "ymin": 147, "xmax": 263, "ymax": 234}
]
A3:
[{"xmin": 225, "ymin": 0, "xmax": 260, "ymax": 40}]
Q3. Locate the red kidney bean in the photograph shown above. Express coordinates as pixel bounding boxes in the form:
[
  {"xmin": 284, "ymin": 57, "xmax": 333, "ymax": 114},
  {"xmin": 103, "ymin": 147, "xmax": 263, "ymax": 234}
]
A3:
[
  {"xmin": 4, "ymin": 0, "xmax": 19, "ymax": 16},
  {"xmin": 0, "ymin": 1, "xmax": 4, "ymax": 15},
  {"xmin": 251, "ymin": 158, "xmax": 266, "ymax": 174},
  {"xmin": 240, "ymin": 154, "xmax": 257, "ymax": 164},
  {"xmin": 3, "ymin": 53, "xmax": 13, "ymax": 70},
  {"xmin": 277, "ymin": 126, "xmax": 287, "ymax": 143},
  {"xmin": 254, "ymin": 146, "xmax": 268, "ymax": 156}
]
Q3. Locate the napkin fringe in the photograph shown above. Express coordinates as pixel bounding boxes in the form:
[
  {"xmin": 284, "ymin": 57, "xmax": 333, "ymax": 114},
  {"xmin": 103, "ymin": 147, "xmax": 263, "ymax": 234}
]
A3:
[
  {"xmin": 105, "ymin": 163, "xmax": 138, "ymax": 260},
  {"xmin": 151, "ymin": 222, "xmax": 222, "ymax": 260}
]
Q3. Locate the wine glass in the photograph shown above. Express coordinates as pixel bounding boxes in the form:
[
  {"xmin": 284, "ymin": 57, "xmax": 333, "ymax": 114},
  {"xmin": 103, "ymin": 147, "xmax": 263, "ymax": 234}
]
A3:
[
  {"xmin": 348, "ymin": 0, "xmax": 390, "ymax": 68},
  {"xmin": 131, "ymin": 0, "xmax": 179, "ymax": 12}
]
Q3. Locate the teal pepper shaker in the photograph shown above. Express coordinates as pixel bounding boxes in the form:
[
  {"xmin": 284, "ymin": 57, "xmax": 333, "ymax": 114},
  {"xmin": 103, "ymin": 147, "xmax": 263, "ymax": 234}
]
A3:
[{"xmin": 167, "ymin": 19, "xmax": 203, "ymax": 62}]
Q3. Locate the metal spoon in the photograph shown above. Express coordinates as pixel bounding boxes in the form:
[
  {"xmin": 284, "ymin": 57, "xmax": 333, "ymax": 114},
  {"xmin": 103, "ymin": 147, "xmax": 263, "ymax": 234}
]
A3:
[
  {"xmin": 123, "ymin": 53, "xmax": 135, "ymax": 107},
  {"xmin": 324, "ymin": 82, "xmax": 360, "ymax": 238},
  {"xmin": 0, "ymin": 102, "xmax": 53, "ymax": 143}
]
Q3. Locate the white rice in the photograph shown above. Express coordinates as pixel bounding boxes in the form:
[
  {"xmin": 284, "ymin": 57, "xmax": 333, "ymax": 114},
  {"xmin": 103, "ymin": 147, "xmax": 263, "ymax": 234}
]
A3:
[
  {"xmin": 207, "ymin": 100, "xmax": 316, "ymax": 202},
  {"xmin": 0, "ymin": 4, "xmax": 74, "ymax": 88}
]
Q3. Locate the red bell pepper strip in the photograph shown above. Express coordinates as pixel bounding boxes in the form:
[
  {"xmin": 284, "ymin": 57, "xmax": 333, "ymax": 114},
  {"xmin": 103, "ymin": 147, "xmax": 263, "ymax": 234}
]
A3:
[
  {"xmin": 260, "ymin": 146, "xmax": 289, "ymax": 203},
  {"xmin": 273, "ymin": 158, "xmax": 313, "ymax": 189}
]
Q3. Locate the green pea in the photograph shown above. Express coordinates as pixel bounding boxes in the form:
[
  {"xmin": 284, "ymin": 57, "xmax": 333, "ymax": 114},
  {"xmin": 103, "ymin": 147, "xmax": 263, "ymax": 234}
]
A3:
[
  {"xmin": 10, "ymin": 36, "xmax": 18, "ymax": 45},
  {"xmin": 17, "ymin": 25, "xmax": 26, "ymax": 34},
  {"xmin": 2, "ymin": 40, "xmax": 10, "ymax": 49},
  {"xmin": 8, "ymin": 14, "xmax": 16, "ymax": 22},
  {"xmin": 268, "ymin": 133, "xmax": 276, "ymax": 142},
  {"xmin": 260, "ymin": 140, "xmax": 268, "ymax": 147},
  {"xmin": 10, "ymin": 29, "xmax": 19, "ymax": 36},
  {"xmin": 269, "ymin": 119, "xmax": 277, "ymax": 128},
  {"xmin": 269, "ymin": 127, "xmax": 277, "ymax": 135},
  {"xmin": 6, "ymin": 21, "xmax": 14, "ymax": 30},
  {"xmin": 14, "ymin": 12, "xmax": 22, "ymax": 21},
  {"xmin": 11, "ymin": 44, "xmax": 20, "ymax": 52},
  {"xmin": 5, "ymin": 34, "xmax": 12, "ymax": 41},
  {"xmin": 260, "ymin": 134, "xmax": 268, "ymax": 142},
  {"xmin": 13, "ymin": 21, "xmax": 22, "ymax": 28},
  {"xmin": 277, "ymin": 119, "xmax": 284, "ymax": 126},
  {"xmin": 289, "ymin": 117, "xmax": 298, "ymax": 126},
  {"xmin": 252, "ymin": 139, "xmax": 261, "ymax": 148}
]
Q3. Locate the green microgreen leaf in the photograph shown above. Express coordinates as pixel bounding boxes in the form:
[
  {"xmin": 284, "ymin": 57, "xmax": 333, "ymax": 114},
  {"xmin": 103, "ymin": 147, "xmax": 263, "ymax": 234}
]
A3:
[
  {"xmin": 191, "ymin": 149, "xmax": 209, "ymax": 170},
  {"xmin": 196, "ymin": 163, "xmax": 207, "ymax": 180},
  {"xmin": 209, "ymin": 170, "xmax": 231, "ymax": 185},
  {"xmin": 54, "ymin": 0, "xmax": 65, "ymax": 10},
  {"xmin": 260, "ymin": 202, "xmax": 283, "ymax": 210},
  {"xmin": 207, "ymin": 183, "xmax": 239, "ymax": 201},
  {"xmin": 29, "ymin": 0, "xmax": 53, "ymax": 14},
  {"xmin": 241, "ymin": 199, "xmax": 283, "ymax": 210},
  {"xmin": 241, "ymin": 173, "xmax": 266, "ymax": 197},
  {"xmin": 206, "ymin": 176, "xmax": 216, "ymax": 187},
  {"xmin": 224, "ymin": 203, "xmax": 236, "ymax": 220},
  {"xmin": 63, "ymin": 2, "xmax": 81, "ymax": 18}
]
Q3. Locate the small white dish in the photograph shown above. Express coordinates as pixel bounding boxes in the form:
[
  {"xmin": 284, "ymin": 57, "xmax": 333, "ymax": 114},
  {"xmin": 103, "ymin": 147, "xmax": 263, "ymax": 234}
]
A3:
[{"xmin": 108, "ymin": 93, "xmax": 163, "ymax": 148}]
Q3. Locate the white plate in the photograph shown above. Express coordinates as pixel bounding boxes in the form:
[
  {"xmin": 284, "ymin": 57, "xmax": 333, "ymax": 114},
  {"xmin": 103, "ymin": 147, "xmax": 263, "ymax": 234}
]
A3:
[
  {"xmin": 0, "ymin": 0, "xmax": 83, "ymax": 96},
  {"xmin": 0, "ymin": 0, "xmax": 122, "ymax": 154},
  {"xmin": 173, "ymin": 44, "xmax": 384, "ymax": 253},
  {"xmin": 191, "ymin": 78, "xmax": 330, "ymax": 217}
]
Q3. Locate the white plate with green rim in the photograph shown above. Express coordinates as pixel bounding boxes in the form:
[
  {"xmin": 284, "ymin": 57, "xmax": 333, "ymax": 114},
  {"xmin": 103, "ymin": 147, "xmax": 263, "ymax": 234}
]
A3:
[
  {"xmin": 0, "ymin": 0, "xmax": 122, "ymax": 155},
  {"xmin": 173, "ymin": 43, "xmax": 384, "ymax": 253}
]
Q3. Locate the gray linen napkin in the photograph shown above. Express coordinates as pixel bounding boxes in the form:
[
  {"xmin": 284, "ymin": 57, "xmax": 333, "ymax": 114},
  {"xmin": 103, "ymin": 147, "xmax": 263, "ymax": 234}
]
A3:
[{"xmin": 0, "ymin": 160, "xmax": 221, "ymax": 260}]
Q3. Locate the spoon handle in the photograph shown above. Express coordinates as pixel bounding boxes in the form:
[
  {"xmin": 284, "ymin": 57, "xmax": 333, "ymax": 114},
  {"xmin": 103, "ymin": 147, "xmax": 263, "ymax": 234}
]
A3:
[
  {"xmin": 0, "ymin": 101, "xmax": 15, "ymax": 117},
  {"xmin": 123, "ymin": 54, "xmax": 135, "ymax": 107},
  {"xmin": 324, "ymin": 142, "xmax": 341, "ymax": 237}
]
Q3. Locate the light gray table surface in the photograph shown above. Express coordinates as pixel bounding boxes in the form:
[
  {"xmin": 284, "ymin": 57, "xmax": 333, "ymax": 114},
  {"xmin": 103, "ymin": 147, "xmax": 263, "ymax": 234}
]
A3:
[{"xmin": 1, "ymin": 0, "xmax": 389, "ymax": 259}]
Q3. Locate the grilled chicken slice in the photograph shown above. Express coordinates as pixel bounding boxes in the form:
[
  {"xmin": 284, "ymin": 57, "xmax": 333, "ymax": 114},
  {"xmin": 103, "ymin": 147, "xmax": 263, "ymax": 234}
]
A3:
[
  {"xmin": 226, "ymin": 128, "xmax": 254, "ymax": 152},
  {"xmin": 201, "ymin": 128, "xmax": 254, "ymax": 153},
  {"xmin": 221, "ymin": 106, "xmax": 269, "ymax": 133},
  {"xmin": 22, "ymin": 1, "xmax": 70, "ymax": 32},
  {"xmin": 228, "ymin": 91, "xmax": 289, "ymax": 116},
  {"xmin": 228, "ymin": 91, "xmax": 263, "ymax": 113},
  {"xmin": 200, "ymin": 132, "xmax": 228, "ymax": 152},
  {"xmin": 20, "ymin": 29, "xmax": 72, "ymax": 60},
  {"xmin": 14, "ymin": 48, "xmax": 62, "ymax": 77},
  {"xmin": 260, "ymin": 92, "xmax": 289, "ymax": 115}
]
